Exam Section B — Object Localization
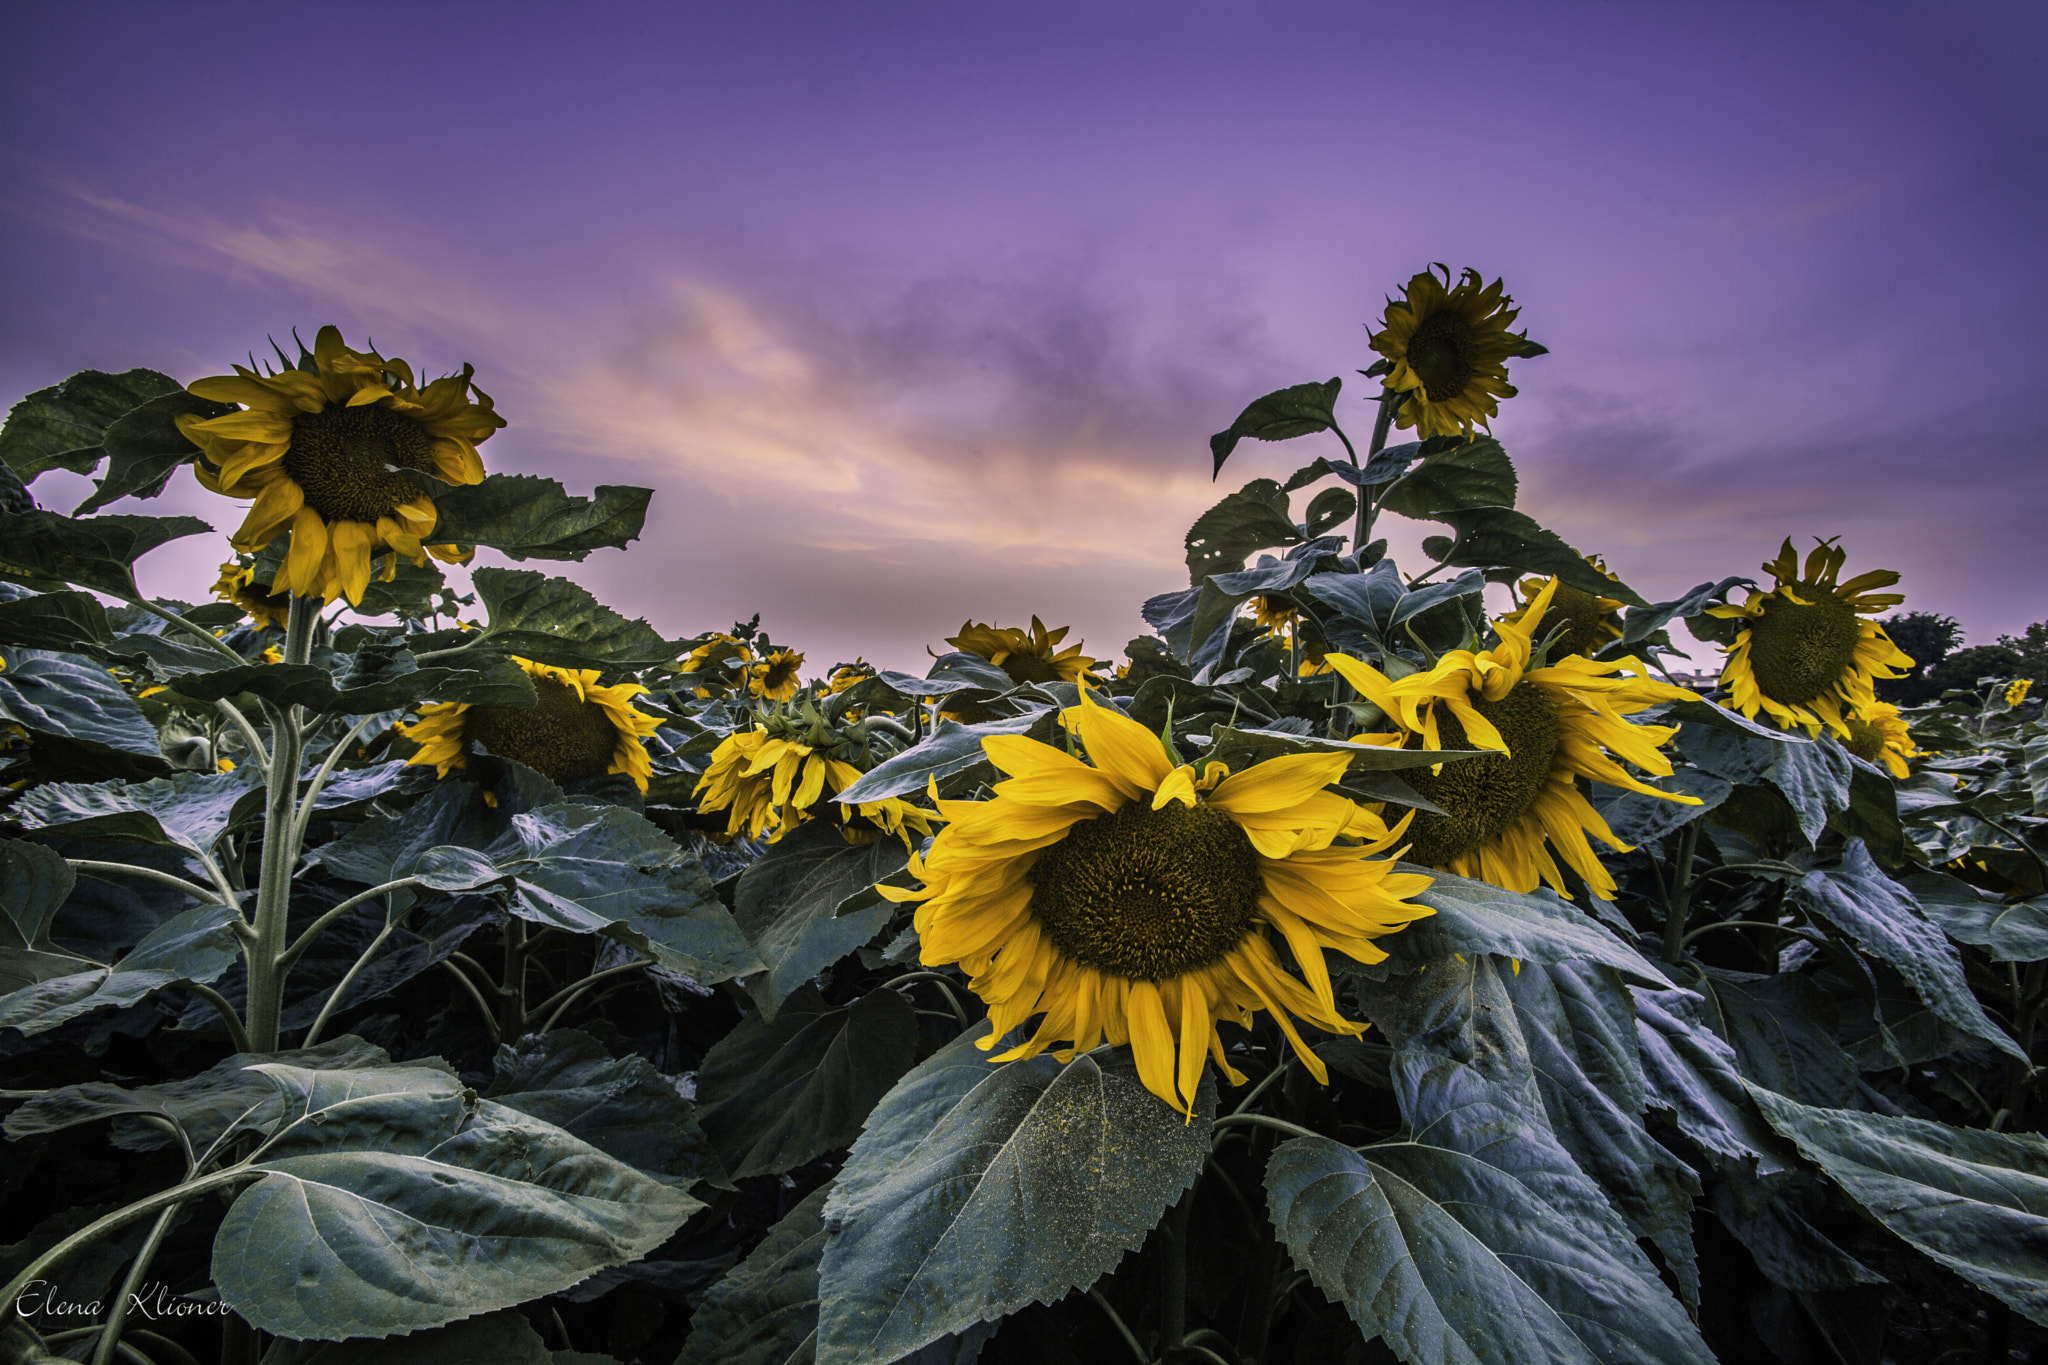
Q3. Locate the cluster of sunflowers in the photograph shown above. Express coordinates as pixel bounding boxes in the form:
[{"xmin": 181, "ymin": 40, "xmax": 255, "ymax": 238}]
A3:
[{"xmin": 160, "ymin": 271, "xmax": 1936, "ymax": 1120}]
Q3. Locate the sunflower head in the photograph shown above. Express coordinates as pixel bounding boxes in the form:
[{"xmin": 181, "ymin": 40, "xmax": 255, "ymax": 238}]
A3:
[
  {"xmin": 177, "ymin": 326, "xmax": 503, "ymax": 607},
  {"xmin": 1500, "ymin": 557, "xmax": 1626, "ymax": 661},
  {"xmin": 2006, "ymin": 678, "xmax": 2033, "ymax": 708},
  {"xmin": 693, "ymin": 711, "xmax": 933, "ymax": 847},
  {"xmin": 398, "ymin": 657, "xmax": 663, "ymax": 792},
  {"xmin": 211, "ymin": 560, "xmax": 294, "ymax": 632},
  {"xmin": 748, "ymin": 648, "xmax": 807, "ymax": 703},
  {"xmin": 947, "ymin": 616, "xmax": 1100, "ymax": 688},
  {"xmin": 1367, "ymin": 266, "xmax": 1544, "ymax": 438},
  {"xmin": 1706, "ymin": 538, "xmax": 1913, "ymax": 738},
  {"xmin": 1326, "ymin": 579, "xmax": 1699, "ymax": 901},
  {"xmin": 884, "ymin": 687, "xmax": 1434, "ymax": 1114},
  {"xmin": 827, "ymin": 659, "xmax": 876, "ymax": 694},
  {"xmin": 1841, "ymin": 702, "xmax": 1918, "ymax": 779}
]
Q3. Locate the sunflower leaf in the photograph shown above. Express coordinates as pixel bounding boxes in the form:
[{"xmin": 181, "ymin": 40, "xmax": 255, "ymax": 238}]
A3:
[
  {"xmin": 1430, "ymin": 506, "xmax": 1652, "ymax": 608},
  {"xmin": 73, "ymin": 390, "xmax": 230, "ymax": 515},
  {"xmin": 0, "ymin": 509, "xmax": 214, "ymax": 598},
  {"xmin": 422, "ymin": 473, "xmax": 651, "ymax": 561},
  {"xmin": 486, "ymin": 1027, "xmax": 727, "ymax": 1186},
  {"xmin": 816, "ymin": 1027, "xmax": 1213, "ymax": 1365},
  {"xmin": 0, "ymin": 368, "xmax": 182, "ymax": 482},
  {"xmin": 255, "ymin": 1310, "xmax": 555, "ymax": 1365},
  {"xmin": 1905, "ymin": 870, "xmax": 2048, "ymax": 962},
  {"xmin": 1614, "ymin": 576, "xmax": 1751, "ymax": 652},
  {"xmin": 0, "ymin": 839, "xmax": 90, "ymax": 994},
  {"xmin": 1184, "ymin": 478, "xmax": 1302, "ymax": 582},
  {"xmin": 1747, "ymin": 1085, "xmax": 2048, "ymax": 1327},
  {"xmin": 1680, "ymin": 962, "xmax": 1859, "ymax": 1108},
  {"xmin": 1367, "ymin": 867, "xmax": 1667, "ymax": 984},
  {"xmin": 1631, "ymin": 985, "xmax": 1798, "ymax": 1176},
  {"xmin": 0, "ymin": 652, "xmax": 166, "ymax": 766},
  {"xmin": 1590, "ymin": 767, "xmax": 1733, "ymax": 845},
  {"xmin": 0, "ymin": 900, "xmax": 242, "ymax": 1038},
  {"xmin": 695, "ymin": 984, "xmax": 917, "ymax": 1179},
  {"xmin": 0, "ymin": 589, "xmax": 115, "ymax": 652},
  {"xmin": 1208, "ymin": 378, "xmax": 1341, "ymax": 478},
  {"xmin": 209, "ymin": 1062, "xmax": 701, "ymax": 1340},
  {"xmin": 731, "ymin": 820, "xmax": 907, "ymax": 1017},
  {"xmin": 679, "ymin": 1183, "xmax": 835, "ymax": 1365},
  {"xmin": 1264, "ymin": 1133, "xmax": 1717, "ymax": 1365},
  {"xmin": 1377, "ymin": 436, "xmax": 1519, "ymax": 520},
  {"xmin": 466, "ymin": 568, "xmax": 678, "ymax": 670},
  {"xmin": 1302, "ymin": 486, "xmax": 1356, "ymax": 539},
  {"xmin": 834, "ymin": 711, "xmax": 1049, "ymax": 804}
]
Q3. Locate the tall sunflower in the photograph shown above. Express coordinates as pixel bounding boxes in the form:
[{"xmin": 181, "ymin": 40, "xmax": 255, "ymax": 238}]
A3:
[
  {"xmin": 211, "ymin": 561, "xmax": 293, "ymax": 632},
  {"xmin": 948, "ymin": 616, "xmax": 1100, "ymax": 687},
  {"xmin": 1324, "ymin": 579, "xmax": 1699, "ymax": 901},
  {"xmin": 1367, "ymin": 266, "xmax": 1542, "ymax": 438},
  {"xmin": 748, "ymin": 648, "xmax": 806, "ymax": 702},
  {"xmin": 883, "ymin": 688, "xmax": 1433, "ymax": 1114},
  {"xmin": 1706, "ymin": 539, "xmax": 1912, "ymax": 738},
  {"xmin": 398, "ymin": 657, "xmax": 663, "ymax": 792},
  {"xmin": 694, "ymin": 727, "xmax": 933, "ymax": 847},
  {"xmin": 177, "ymin": 326, "xmax": 503, "ymax": 606},
  {"xmin": 1498, "ymin": 557, "xmax": 1626, "ymax": 660},
  {"xmin": 677, "ymin": 632, "xmax": 754, "ymax": 699},
  {"xmin": 1842, "ymin": 702, "xmax": 1918, "ymax": 779}
]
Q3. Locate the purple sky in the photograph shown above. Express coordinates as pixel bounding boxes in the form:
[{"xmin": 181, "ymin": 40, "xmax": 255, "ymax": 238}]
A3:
[{"xmin": 5, "ymin": 1, "xmax": 2044, "ymax": 674}]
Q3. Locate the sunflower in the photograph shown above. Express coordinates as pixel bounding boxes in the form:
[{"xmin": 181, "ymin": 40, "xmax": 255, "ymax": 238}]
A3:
[
  {"xmin": 1842, "ymin": 702, "xmax": 1918, "ymax": 779},
  {"xmin": 693, "ymin": 728, "xmax": 934, "ymax": 847},
  {"xmin": 2007, "ymin": 679, "xmax": 2033, "ymax": 708},
  {"xmin": 749, "ymin": 648, "xmax": 806, "ymax": 702},
  {"xmin": 1367, "ymin": 266, "xmax": 1542, "ymax": 438},
  {"xmin": 948, "ymin": 616, "xmax": 1100, "ymax": 687},
  {"xmin": 176, "ymin": 326, "xmax": 503, "ymax": 606},
  {"xmin": 1706, "ymin": 539, "xmax": 1913, "ymax": 739},
  {"xmin": 211, "ymin": 561, "xmax": 293, "ymax": 632},
  {"xmin": 1251, "ymin": 594, "xmax": 1300, "ymax": 639},
  {"xmin": 1324, "ymin": 579, "xmax": 1699, "ymax": 901},
  {"xmin": 882, "ymin": 688, "xmax": 1433, "ymax": 1114},
  {"xmin": 398, "ymin": 657, "xmax": 663, "ymax": 792},
  {"xmin": 1498, "ymin": 558, "xmax": 1626, "ymax": 660},
  {"xmin": 677, "ymin": 632, "xmax": 754, "ymax": 699},
  {"xmin": 828, "ymin": 659, "xmax": 875, "ymax": 694}
]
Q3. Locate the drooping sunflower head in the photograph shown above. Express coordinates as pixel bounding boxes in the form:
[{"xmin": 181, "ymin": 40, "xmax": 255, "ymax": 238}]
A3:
[
  {"xmin": 947, "ymin": 616, "xmax": 1100, "ymax": 688},
  {"xmin": 1706, "ymin": 538, "xmax": 1913, "ymax": 738},
  {"xmin": 1499, "ymin": 557, "xmax": 1626, "ymax": 661},
  {"xmin": 398, "ymin": 657, "xmax": 663, "ymax": 792},
  {"xmin": 693, "ymin": 723, "xmax": 933, "ymax": 847},
  {"xmin": 2006, "ymin": 678, "xmax": 2033, "ymax": 709},
  {"xmin": 827, "ymin": 659, "xmax": 875, "ymax": 694},
  {"xmin": 748, "ymin": 648, "xmax": 807, "ymax": 703},
  {"xmin": 1325, "ymin": 579, "xmax": 1700, "ymax": 901},
  {"xmin": 211, "ymin": 560, "xmax": 294, "ymax": 632},
  {"xmin": 177, "ymin": 326, "xmax": 504, "ymax": 607},
  {"xmin": 1251, "ymin": 594, "xmax": 1300, "ymax": 636},
  {"xmin": 1367, "ymin": 266, "xmax": 1543, "ymax": 438},
  {"xmin": 1841, "ymin": 702, "xmax": 1919, "ymax": 779},
  {"xmin": 883, "ymin": 687, "xmax": 1434, "ymax": 1114}
]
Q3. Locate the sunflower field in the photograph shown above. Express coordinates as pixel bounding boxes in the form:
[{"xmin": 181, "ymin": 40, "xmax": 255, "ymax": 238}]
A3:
[{"xmin": 2, "ymin": 272, "xmax": 2045, "ymax": 1365}]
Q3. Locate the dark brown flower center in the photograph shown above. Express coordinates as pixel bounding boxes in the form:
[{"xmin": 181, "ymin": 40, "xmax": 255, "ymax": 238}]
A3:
[
  {"xmin": 285, "ymin": 404, "xmax": 440, "ymax": 524},
  {"xmin": 1747, "ymin": 586, "xmax": 1862, "ymax": 707},
  {"xmin": 464, "ymin": 675, "xmax": 620, "ymax": 783},
  {"xmin": 1401, "ymin": 680, "xmax": 1561, "ymax": 866},
  {"xmin": 1406, "ymin": 310, "xmax": 1480, "ymax": 401},
  {"xmin": 999, "ymin": 651, "xmax": 1066, "ymax": 685},
  {"xmin": 1029, "ymin": 800, "xmax": 1264, "ymax": 980}
]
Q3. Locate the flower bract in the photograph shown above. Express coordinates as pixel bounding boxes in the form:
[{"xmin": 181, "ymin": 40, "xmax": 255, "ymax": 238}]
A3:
[
  {"xmin": 1707, "ymin": 539, "xmax": 1913, "ymax": 738},
  {"xmin": 884, "ymin": 688, "xmax": 1433, "ymax": 1114},
  {"xmin": 1325, "ymin": 579, "xmax": 1700, "ymax": 901},
  {"xmin": 1368, "ymin": 266, "xmax": 1540, "ymax": 438},
  {"xmin": 398, "ymin": 657, "xmax": 662, "ymax": 792}
]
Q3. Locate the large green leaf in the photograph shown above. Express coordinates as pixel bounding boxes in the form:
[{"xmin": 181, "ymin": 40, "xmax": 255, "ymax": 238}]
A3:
[
  {"xmin": 1682, "ymin": 964, "xmax": 1858, "ymax": 1107},
  {"xmin": 1362, "ymin": 868, "xmax": 1665, "ymax": 984},
  {"xmin": 258, "ymin": 1310, "xmax": 554, "ymax": 1365},
  {"xmin": 1207, "ymin": 378, "xmax": 1341, "ymax": 477},
  {"xmin": 425, "ymin": 473, "xmax": 651, "ymax": 561},
  {"xmin": 13, "ymin": 767, "xmax": 259, "ymax": 858},
  {"xmin": 679, "ymin": 1183, "xmax": 835, "ymax": 1365},
  {"xmin": 1631, "ymin": 985, "xmax": 1796, "ymax": 1176},
  {"xmin": 0, "ymin": 368, "xmax": 181, "ymax": 481},
  {"xmin": 696, "ymin": 985, "xmax": 918, "ymax": 1180},
  {"xmin": 0, "ymin": 510, "xmax": 212, "ymax": 597},
  {"xmin": 0, "ymin": 839, "xmax": 91, "ymax": 993},
  {"xmin": 1428, "ymin": 506, "xmax": 1649, "ymax": 607},
  {"xmin": 733, "ymin": 821, "xmax": 908, "ymax": 1016},
  {"xmin": 833, "ymin": 711, "xmax": 1048, "ymax": 805},
  {"xmin": 212, "ymin": 1062, "xmax": 701, "ymax": 1340},
  {"xmin": 1749, "ymin": 1086, "xmax": 2048, "ymax": 1327},
  {"xmin": 486, "ymin": 1027, "xmax": 725, "ymax": 1186},
  {"xmin": 1264, "ymin": 1134, "xmax": 1715, "ymax": 1365},
  {"xmin": 1184, "ymin": 478, "xmax": 1302, "ymax": 582},
  {"xmin": 816, "ymin": 1028, "xmax": 1212, "ymax": 1364},
  {"xmin": 158, "ymin": 647, "xmax": 537, "ymax": 716},
  {"xmin": 1791, "ymin": 840, "xmax": 2023, "ymax": 1059},
  {"xmin": 464, "ymin": 568, "xmax": 677, "ymax": 670},
  {"xmin": 1376, "ymin": 436, "xmax": 1517, "ymax": 521},
  {"xmin": 1591, "ymin": 768, "xmax": 1732, "ymax": 846},
  {"xmin": 0, "ymin": 590, "xmax": 115, "ymax": 652},
  {"xmin": 74, "ymin": 389, "xmax": 231, "ymax": 514},
  {"xmin": 1906, "ymin": 870, "xmax": 2048, "ymax": 962},
  {"xmin": 1679, "ymin": 716, "xmax": 1849, "ymax": 845},
  {"xmin": 0, "ymin": 900, "xmax": 241, "ymax": 1037},
  {"xmin": 0, "ymin": 652, "xmax": 166, "ymax": 764}
]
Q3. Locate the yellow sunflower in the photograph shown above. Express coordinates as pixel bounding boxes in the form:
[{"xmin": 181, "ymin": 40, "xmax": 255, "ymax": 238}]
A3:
[
  {"xmin": 828, "ymin": 659, "xmax": 876, "ymax": 694},
  {"xmin": 1706, "ymin": 539, "xmax": 1912, "ymax": 739},
  {"xmin": 211, "ymin": 561, "xmax": 293, "ymax": 632},
  {"xmin": 1324, "ymin": 579, "xmax": 1700, "ymax": 901},
  {"xmin": 749, "ymin": 648, "xmax": 806, "ymax": 703},
  {"xmin": 677, "ymin": 632, "xmax": 754, "ymax": 699},
  {"xmin": 1498, "ymin": 557, "xmax": 1626, "ymax": 660},
  {"xmin": 398, "ymin": 657, "xmax": 663, "ymax": 792},
  {"xmin": 693, "ymin": 728, "xmax": 934, "ymax": 847},
  {"xmin": 177, "ymin": 326, "xmax": 503, "ymax": 606},
  {"xmin": 948, "ymin": 616, "xmax": 1100, "ymax": 687},
  {"xmin": 882, "ymin": 687, "xmax": 1433, "ymax": 1114},
  {"xmin": 1368, "ymin": 266, "xmax": 1541, "ymax": 438},
  {"xmin": 2006, "ymin": 679, "xmax": 2033, "ymax": 708},
  {"xmin": 1842, "ymin": 702, "xmax": 1918, "ymax": 779}
]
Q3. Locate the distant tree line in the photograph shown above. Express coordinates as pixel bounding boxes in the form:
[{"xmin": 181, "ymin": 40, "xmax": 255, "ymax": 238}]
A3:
[{"xmin": 1877, "ymin": 612, "xmax": 2048, "ymax": 704}]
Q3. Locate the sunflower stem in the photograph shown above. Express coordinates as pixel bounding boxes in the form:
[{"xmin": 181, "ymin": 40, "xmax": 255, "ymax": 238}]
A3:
[
  {"xmin": 500, "ymin": 918, "xmax": 530, "ymax": 1038},
  {"xmin": 1350, "ymin": 390, "xmax": 1399, "ymax": 555},
  {"xmin": 1087, "ymin": 1289, "xmax": 1150, "ymax": 1365},
  {"xmin": 213, "ymin": 698, "xmax": 270, "ymax": 777},
  {"xmin": 1158, "ymin": 1185, "xmax": 1193, "ymax": 1353},
  {"xmin": 90, "ymin": 1201, "xmax": 183, "ymax": 1365},
  {"xmin": 242, "ymin": 594, "xmax": 316, "ymax": 1052},
  {"xmin": 1661, "ymin": 822, "xmax": 1703, "ymax": 964}
]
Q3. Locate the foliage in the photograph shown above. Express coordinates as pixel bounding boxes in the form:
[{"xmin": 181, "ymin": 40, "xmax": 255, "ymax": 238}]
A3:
[{"xmin": 2, "ymin": 291, "xmax": 2045, "ymax": 1365}]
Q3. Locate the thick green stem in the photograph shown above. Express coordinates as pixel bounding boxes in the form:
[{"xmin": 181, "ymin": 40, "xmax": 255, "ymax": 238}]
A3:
[
  {"xmin": 500, "ymin": 919, "xmax": 530, "ymax": 1038},
  {"xmin": 91, "ymin": 1203, "xmax": 182, "ymax": 1365},
  {"xmin": 288, "ymin": 713, "xmax": 382, "ymax": 850},
  {"xmin": 301, "ymin": 906, "xmax": 402, "ymax": 1048},
  {"xmin": 213, "ymin": 700, "xmax": 270, "ymax": 777},
  {"xmin": 1350, "ymin": 391, "xmax": 1399, "ymax": 555},
  {"xmin": 242, "ymin": 595, "xmax": 316, "ymax": 1052},
  {"xmin": 1661, "ymin": 823, "xmax": 1702, "ymax": 964},
  {"xmin": 1158, "ymin": 1186, "xmax": 1193, "ymax": 1354}
]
